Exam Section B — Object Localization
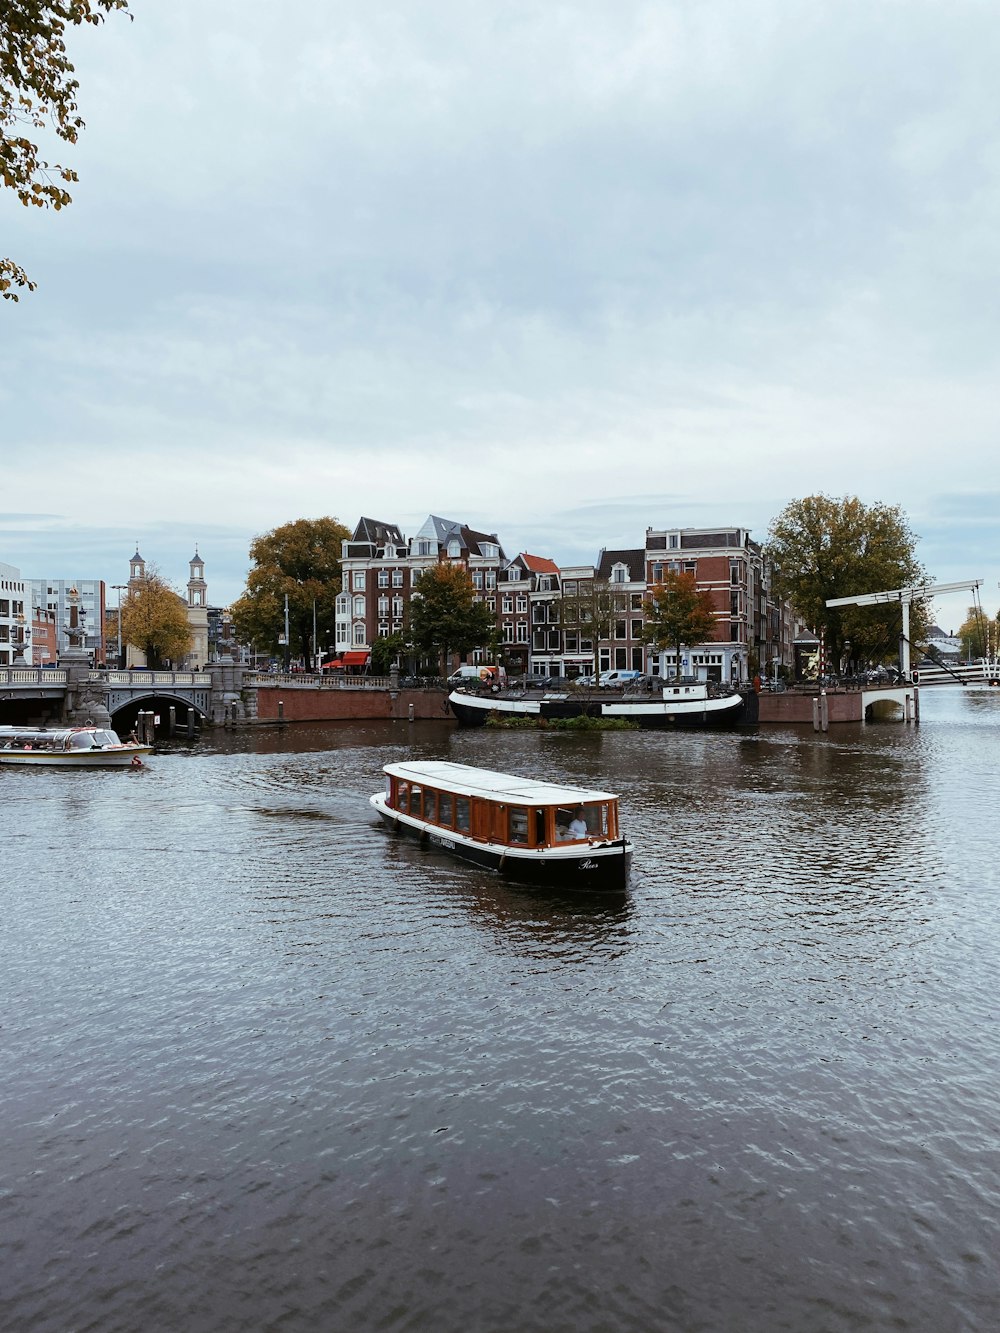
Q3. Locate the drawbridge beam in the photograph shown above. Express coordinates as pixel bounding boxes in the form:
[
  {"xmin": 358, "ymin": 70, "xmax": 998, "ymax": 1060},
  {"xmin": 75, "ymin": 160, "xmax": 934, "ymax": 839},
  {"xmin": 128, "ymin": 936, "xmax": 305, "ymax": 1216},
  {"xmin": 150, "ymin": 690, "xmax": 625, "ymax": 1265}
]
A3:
[{"xmin": 826, "ymin": 579, "xmax": 983, "ymax": 680}]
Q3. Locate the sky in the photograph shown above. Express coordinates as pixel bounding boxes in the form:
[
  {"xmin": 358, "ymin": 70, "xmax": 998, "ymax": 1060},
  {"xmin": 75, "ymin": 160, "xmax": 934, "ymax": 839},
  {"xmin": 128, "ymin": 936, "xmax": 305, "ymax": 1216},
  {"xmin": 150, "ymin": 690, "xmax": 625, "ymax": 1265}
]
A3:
[{"xmin": 3, "ymin": 0, "xmax": 999, "ymax": 634}]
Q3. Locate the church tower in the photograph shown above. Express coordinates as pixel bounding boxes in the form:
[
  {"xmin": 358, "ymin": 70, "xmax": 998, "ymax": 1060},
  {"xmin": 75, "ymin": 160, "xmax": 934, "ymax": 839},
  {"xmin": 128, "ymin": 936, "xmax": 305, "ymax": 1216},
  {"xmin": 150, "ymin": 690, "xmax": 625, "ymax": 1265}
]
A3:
[{"xmin": 184, "ymin": 548, "xmax": 209, "ymax": 669}]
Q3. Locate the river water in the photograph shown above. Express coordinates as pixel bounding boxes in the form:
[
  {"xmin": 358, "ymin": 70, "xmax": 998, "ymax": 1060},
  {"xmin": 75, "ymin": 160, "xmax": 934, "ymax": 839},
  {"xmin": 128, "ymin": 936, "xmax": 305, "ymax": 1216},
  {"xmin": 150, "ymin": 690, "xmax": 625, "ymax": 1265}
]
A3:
[{"xmin": 3, "ymin": 689, "xmax": 999, "ymax": 1333}]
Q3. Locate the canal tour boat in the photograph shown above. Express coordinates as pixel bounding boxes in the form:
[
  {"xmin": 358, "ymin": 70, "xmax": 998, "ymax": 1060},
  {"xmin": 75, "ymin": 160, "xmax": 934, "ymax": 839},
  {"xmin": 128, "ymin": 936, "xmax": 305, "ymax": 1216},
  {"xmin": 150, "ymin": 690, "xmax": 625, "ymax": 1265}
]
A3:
[
  {"xmin": 0, "ymin": 725, "xmax": 152, "ymax": 768},
  {"xmin": 371, "ymin": 760, "xmax": 632, "ymax": 891},
  {"xmin": 447, "ymin": 678, "xmax": 752, "ymax": 728}
]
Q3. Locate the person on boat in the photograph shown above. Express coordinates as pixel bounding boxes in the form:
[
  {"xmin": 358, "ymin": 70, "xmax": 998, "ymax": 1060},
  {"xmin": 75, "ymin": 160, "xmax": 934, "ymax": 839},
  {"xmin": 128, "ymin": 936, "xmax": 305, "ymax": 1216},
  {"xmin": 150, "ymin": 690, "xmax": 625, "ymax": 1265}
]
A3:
[{"xmin": 568, "ymin": 808, "xmax": 588, "ymax": 838}]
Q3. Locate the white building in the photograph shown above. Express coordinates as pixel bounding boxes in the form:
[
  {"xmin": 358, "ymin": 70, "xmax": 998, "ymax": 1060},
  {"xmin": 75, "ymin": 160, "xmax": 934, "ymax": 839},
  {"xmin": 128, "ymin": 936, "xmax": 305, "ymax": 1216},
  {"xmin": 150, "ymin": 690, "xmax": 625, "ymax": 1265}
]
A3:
[{"xmin": 1, "ymin": 561, "xmax": 30, "ymax": 665}]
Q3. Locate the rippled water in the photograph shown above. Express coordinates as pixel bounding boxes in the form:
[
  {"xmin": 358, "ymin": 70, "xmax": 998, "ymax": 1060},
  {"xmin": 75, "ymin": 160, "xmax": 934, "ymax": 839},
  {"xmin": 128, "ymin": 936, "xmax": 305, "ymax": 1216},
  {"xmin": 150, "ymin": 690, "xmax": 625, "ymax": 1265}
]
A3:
[{"xmin": 3, "ymin": 690, "xmax": 999, "ymax": 1332}]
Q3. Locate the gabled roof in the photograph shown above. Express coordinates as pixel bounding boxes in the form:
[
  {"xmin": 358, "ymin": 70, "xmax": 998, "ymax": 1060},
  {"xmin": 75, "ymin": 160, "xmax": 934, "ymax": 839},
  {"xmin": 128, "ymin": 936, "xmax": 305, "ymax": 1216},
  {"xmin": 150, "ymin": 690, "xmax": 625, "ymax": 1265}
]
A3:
[
  {"xmin": 353, "ymin": 517, "xmax": 405, "ymax": 546},
  {"xmin": 596, "ymin": 548, "xmax": 645, "ymax": 581},
  {"xmin": 520, "ymin": 553, "xmax": 559, "ymax": 574}
]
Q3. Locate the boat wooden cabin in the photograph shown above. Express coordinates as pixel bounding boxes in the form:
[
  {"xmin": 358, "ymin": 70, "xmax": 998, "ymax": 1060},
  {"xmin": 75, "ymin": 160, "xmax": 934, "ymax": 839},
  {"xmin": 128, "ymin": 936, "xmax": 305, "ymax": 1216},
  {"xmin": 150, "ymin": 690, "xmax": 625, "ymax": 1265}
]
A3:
[
  {"xmin": 371, "ymin": 760, "xmax": 632, "ymax": 891},
  {"xmin": 0, "ymin": 725, "xmax": 152, "ymax": 767}
]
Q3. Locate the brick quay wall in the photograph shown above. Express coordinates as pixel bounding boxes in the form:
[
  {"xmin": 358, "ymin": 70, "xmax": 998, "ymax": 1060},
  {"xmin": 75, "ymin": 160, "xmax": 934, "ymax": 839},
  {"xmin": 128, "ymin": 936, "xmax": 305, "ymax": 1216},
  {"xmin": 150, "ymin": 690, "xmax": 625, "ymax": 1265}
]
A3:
[{"xmin": 253, "ymin": 683, "xmax": 451, "ymax": 724}]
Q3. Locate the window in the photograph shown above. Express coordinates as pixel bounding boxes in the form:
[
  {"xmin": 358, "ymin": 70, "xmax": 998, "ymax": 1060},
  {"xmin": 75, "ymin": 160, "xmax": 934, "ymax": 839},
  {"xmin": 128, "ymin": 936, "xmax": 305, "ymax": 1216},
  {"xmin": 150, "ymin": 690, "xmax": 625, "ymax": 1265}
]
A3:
[
  {"xmin": 353, "ymin": 623, "xmax": 366, "ymax": 645},
  {"xmin": 456, "ymin": 798, "xmax": 470, "ymax": 832},
  {"xmin": 448, "ymin": 539, "xmax": 461, "ymax": 558},
  {"xmin": 502, "ymin": 596, "xmax": 513, "ymax": 614},
  {"xmin": 503, "ymin": 622, "xmax": 514, "ymax": 642},
  {"xmin": 516, "ymin": 595, "xmax": 527, "ymax": 613},
  {"xmin": 378, "ymin": 597, "xmax": 389, "ymax": 615},
  {"xmin": 352, "ymin": 571, "xmax": 365, "ymax": 591},
  {"xmin": 409, "ymin": 785, "xmax": 422, "ymax": 816},
  {"xmin": 392, "ymin": 570, "xmax": 403, "ymax": 587},
  {"xmin": 517, "ymin": 622, "xmax": 528, "ymax": 643},
  {"xmin": 424, "ymin": 789, "xmax": 438, "ymax": 823},
  {"xmin": 538, "ymin": 576, "xmax": 551, "ymax": 592},
  {"xmin": 651, "ymin": 562, "xmax": 663, "ymax": 582},
  {"xmin": 473, "ymin": 571, "xmax": 483, "ymax": 589},
  {"xmin": 487, "ymin": 598, "xmax": 495, "ymax": 612},
  {"xmin": 417, "ymin": 539, "xmax": 434, "ymax": 556},
  {"xmin": 392, "ymin": 597, "xmax": 403, "ymax": 618},
  {"xmin": 481, "ymin": 543, "xmax": 498, "ymax": 559},
  {"xmin": 565, "ymin": 633, "xmax": 578, "ymax": 652},
  {"xmin": 439, "ymin": 792, "xmax": 452, "ymax": 825},
  {"xmin": 563, "ymin": 580, "xmax": 577, "ymax": 595},
  {"xmin": 378, "ymin": 623, "xmax": 389, "ymax": 636},
  {"xmin": 508, "ymin": 567, "xmax": 520, "ymax": 581},
  {"xmin": 353, "ymin": 596, "xmax": 365, "ymax": 616},
  {"xmin": 411, "ymin": 569, "xmax": 421, "ymax": 584},
  {"xmin": 378, "ymin": 570, "xmax": 389, "ymax": 588},
  {"xmin": 508, "ymin": 808, "xmax": 529, "ymax": 843},
  {"xmin": 685, "ymin": 562, "xmax": 696, "ymax": 574},
  {"xmin": 612, "ymin": 565, "xmax": 626, "ymax": 583},
  {"xmin": 669, "ymin": 534, "xmax": 679, "ymax": 549},
  {"xmin": 631, "ymin": 618, "xmax": 643, "ymax": 638},
  {"xmin": 485, "ymin": 571, "xmax": 496, "ymax": 589}
]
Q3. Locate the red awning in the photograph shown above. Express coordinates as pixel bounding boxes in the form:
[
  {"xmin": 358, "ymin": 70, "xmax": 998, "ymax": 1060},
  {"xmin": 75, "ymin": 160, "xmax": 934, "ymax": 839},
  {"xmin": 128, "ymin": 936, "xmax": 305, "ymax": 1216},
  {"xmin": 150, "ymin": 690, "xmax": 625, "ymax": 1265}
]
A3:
[
  {"xmin": 341, "ymin": 651, "xmax": 370, "ymax": 666},
  {"xmin": 323, "ymin": 659, "xmax": 344, "ymax": 669}
]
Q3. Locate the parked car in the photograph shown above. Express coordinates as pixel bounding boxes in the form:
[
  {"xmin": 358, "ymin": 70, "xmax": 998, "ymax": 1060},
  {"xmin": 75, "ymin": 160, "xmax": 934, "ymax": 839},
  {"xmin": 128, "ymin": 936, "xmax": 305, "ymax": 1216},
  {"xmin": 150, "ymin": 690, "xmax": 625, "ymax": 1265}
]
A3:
[
  {"xmin": 515, "ymin": 674, "xmax": 557, "ymax": 690},
  {"xmin": 574, "ymin": 673, "xmax": 598, "ymax": 687}
]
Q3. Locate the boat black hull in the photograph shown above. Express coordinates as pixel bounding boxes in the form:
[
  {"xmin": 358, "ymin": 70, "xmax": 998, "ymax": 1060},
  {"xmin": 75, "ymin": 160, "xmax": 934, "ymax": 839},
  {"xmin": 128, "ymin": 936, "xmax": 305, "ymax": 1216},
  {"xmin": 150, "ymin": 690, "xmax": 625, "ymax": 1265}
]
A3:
[
  {"xmin": 447, "ymin": 689, "xmax": 753, "ymax": 728},
  {"xmin": 375, "ymin": 808, "xmax": 631, "ymax": 892}
]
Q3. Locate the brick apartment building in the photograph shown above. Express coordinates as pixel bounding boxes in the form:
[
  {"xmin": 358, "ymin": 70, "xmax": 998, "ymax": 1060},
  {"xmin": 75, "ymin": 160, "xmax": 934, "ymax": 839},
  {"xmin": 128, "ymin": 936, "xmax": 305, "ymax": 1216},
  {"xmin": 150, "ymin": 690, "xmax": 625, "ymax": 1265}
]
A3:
[{"xmin": 334, "ymin": 514, "xmax": 792, "ymax": 682}]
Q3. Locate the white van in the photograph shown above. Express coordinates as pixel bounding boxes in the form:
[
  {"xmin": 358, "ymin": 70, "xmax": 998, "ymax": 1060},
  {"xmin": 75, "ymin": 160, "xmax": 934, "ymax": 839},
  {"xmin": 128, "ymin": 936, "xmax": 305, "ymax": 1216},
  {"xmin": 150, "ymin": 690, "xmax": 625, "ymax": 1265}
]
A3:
[
  {"xmin": 447, "ymin": 665, "xmax": 505, "ymax": 688},
  {"xmin": 598, "ymin": 670, "xmax": 645, "ymax": 689}
]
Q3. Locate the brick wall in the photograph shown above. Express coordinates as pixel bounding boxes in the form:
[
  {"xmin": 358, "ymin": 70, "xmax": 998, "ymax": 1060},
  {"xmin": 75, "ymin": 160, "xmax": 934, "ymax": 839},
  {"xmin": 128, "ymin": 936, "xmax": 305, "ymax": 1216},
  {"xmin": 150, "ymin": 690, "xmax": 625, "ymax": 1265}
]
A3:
[{"xmin": 254, "ymin": 685, "xmax": 450, "ymax": 723}]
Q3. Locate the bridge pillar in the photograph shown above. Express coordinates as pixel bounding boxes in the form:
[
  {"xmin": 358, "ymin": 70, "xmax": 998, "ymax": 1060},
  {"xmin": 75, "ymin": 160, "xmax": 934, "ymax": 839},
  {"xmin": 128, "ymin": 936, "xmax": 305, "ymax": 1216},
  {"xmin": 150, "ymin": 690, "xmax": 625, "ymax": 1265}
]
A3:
[
  {"xmin": 206, "ymin": 660, "xmax": 246, "ymax": 725},
  {"xmin": 61, "ymin": 650, "xmax": 112, "ymax": 727}
]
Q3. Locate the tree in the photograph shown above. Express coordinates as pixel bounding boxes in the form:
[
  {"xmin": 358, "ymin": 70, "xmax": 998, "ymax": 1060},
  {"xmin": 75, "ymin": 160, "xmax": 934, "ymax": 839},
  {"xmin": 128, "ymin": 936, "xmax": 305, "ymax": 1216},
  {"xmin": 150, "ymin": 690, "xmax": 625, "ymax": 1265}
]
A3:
[
  {"xmin": 370, "ymin": 629, "xmax": 409, "ymax": 675},
  {"xmin": 2, "ymin": 1, "xmax": 131, "ymax": 300},
  {"xmin": 408, "ymin": 563, "xmax": 495, "ymax": 676},
  {"xmin": 121, "ymin": 569, "xmax": 192, "ymax": 669},
  {"xmin": 766, "ymin": 495, "xmax": 928, "ymax": 667},
  {"xmin": 229, "ymin": 517, "xmax": 351, "ymax": 669},
  {"xmin": 956, "ymin": 606, "xmax": 990, "ymax": 661},
  {"xmin": 559, "ymin": 576, "xmax": 620, "ymax": 677},
  {"xmin": 642, "ymin": 572, "xmax": 717, "ymax": 679}
]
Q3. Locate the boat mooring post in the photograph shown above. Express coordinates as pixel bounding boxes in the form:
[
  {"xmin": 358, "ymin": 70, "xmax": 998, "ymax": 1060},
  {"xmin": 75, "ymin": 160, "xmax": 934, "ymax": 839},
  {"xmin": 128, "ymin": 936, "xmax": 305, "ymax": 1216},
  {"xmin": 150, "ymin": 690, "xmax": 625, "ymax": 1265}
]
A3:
[{"xmin": 168, "ymin": 705, "xmax": 176, "ymax": 736}]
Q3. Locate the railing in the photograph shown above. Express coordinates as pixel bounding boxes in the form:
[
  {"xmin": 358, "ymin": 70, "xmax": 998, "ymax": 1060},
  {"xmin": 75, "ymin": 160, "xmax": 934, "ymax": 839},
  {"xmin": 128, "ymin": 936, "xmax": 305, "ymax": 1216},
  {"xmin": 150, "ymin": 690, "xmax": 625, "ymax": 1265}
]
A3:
[
  {"xmin": 89, "ymin": 670, "xmax": 213, "ymax": 687},
  {"xmin": 246, "ymin": 672, "xmax": 443, "ymax": 690},
  {"xmin": 0, "ymin": 667, "xmax": 68, "ymax": 684}
]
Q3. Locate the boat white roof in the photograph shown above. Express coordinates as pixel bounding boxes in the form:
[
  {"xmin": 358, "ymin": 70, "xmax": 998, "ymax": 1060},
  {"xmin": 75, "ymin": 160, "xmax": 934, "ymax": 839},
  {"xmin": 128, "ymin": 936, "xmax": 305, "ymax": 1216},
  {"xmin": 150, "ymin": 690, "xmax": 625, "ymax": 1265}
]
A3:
[{"xmin": 383, "ymin": 760, "xmax": 618, "ymax": 805}]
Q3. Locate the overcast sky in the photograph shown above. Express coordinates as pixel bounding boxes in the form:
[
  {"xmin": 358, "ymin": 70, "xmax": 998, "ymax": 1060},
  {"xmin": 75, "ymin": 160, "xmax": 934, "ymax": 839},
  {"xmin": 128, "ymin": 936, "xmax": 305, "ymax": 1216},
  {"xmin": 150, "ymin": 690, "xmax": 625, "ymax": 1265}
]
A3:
[{"xmin": 3, "ymin": 0, "xmax": 999, "ymax": 632}]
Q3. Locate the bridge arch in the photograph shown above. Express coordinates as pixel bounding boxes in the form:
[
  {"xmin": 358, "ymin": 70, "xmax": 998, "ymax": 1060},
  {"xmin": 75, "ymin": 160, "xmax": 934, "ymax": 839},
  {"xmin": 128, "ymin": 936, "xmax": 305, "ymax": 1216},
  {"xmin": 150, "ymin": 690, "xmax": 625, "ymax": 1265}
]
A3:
[{"xmin": 108, "ymin": 690, "xmax": 208, "ymax": 732}]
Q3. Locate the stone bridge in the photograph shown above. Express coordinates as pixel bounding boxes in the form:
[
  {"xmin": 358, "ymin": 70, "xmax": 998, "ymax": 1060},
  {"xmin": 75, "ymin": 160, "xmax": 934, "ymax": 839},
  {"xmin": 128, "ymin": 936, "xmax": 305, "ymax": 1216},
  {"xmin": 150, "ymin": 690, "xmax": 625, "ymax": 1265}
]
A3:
[{"xmin": 0, "ymin": 662, "xmax": 240, "ymax": 730}]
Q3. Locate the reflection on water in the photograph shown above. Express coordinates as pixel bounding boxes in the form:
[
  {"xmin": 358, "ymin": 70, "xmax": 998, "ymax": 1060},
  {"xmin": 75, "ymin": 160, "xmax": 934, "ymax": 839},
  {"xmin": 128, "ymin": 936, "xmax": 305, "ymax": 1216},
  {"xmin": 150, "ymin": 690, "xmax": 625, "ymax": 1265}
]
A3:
[{"xmin": 2, "ymin": 689, "xmax": 1000, "ymax": 1333}]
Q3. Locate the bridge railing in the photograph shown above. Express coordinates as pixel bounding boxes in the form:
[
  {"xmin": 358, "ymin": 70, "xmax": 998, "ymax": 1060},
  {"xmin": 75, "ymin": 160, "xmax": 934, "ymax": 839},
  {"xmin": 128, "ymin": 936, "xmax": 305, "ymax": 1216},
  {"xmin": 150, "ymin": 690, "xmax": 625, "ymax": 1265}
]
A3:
[
  {"xmin": 0, "ymin": 667, "xmax": 69, "ymax": 685},
  {"xmin": 88, "ymin": 670, "xmax": 213, "ymax": 687},
  {"xmin": 247, "ymin": 672, "xmax": 403, "ymax": 690}
]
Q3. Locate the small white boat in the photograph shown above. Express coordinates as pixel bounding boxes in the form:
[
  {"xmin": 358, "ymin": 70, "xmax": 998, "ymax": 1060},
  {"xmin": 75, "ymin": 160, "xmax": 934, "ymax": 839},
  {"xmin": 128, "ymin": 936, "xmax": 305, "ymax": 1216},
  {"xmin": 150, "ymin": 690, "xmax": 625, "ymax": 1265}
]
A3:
[
  {"xmin": 0, "ymin": 725, "xmax": 152, "ymax": 767},
  {"xmin": 371, "ymin": 760, "xmax": 632, "ymax": 891}
]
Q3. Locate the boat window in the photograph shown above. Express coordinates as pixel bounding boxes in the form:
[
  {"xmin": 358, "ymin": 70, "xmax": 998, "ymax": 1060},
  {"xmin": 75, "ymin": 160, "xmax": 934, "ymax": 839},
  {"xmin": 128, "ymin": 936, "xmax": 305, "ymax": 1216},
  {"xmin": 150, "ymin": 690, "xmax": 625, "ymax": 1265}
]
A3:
[
  {"xmin": 97, "ymin": 731, "xmax": 118, "ymax": 746},
  {"xmin": 508, "ymin": 808, "xmax": 529, "ymax": 844},
  {"xmin": 409, "ymin": 785, "xmax": 422, "ymax": 816},
  {"xmin": 438, "ymin": 792, "xmax": 452, "ymax": 826},
  {"xmin": 68, "ymin": 733, "xmax": 95, "ymax": 749},
  {"xmin": 455, "ymin": 798, "xmax": 470, "ymax": 833},
  {"xmin": 424, "ymin": 789, "xmax": 438, "ymax": 823},
  {"xmin": 396, "ymin": 780, "xmax": 409, "ymax": 811},
  {"xmin": 554, "ymin": 803, "xmax": 608, "ymax": 841}
]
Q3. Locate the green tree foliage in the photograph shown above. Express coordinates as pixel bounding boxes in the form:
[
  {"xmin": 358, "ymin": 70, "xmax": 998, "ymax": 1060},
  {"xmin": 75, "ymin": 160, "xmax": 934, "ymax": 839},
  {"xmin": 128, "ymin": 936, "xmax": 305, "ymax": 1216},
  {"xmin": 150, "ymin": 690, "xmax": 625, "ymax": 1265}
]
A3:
[
  {"xmin": 766, "ymin": 495, "xmax": 928, "ymax": 666},
  {"xmin": 230, "ymin": 517, "xmax": 351, "ymax": 669},
  {"xmin": 370, "ymin": 629, "xmax": 409, "ymax": 675},
  {"xmin": 121, "ymin": 568, "xmax": 192, "ymax": 669},
  {"xmin": 955, "ymin": 605, "xmax": 992, "ymax": 661},
  {"xmin": 2, "ymin": 1, "xmax": 131, "ymax": 300},
  {"xmin": 408, "ymin": 563, "xmax": 495, "ymax": 676},
  {"xmin": 642, "ymin": 572, "xmax": 717, "ymax": 678}
]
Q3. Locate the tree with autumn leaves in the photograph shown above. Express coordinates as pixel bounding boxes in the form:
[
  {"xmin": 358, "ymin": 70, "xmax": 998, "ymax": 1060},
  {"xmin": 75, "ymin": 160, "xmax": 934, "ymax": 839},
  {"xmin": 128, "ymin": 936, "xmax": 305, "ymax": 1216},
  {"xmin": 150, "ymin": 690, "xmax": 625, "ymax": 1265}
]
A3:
[
  {"xmin": 229, "ymin": 517, "xmax": 351, "ymax": 669},
  {"xmin": 766, "ymin": 495, "xmax": 928, "ymax": 668},
  {"xmin": 2, "ymin": 1, "xmax": 131, "ymax": 300},
  {"xmin": 120, "ymin": 568, "xmax": 192, "ymax": 669},
  {"xmin": 642, "ymin": 571, "xmax": 718, "ymax": 679}
]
